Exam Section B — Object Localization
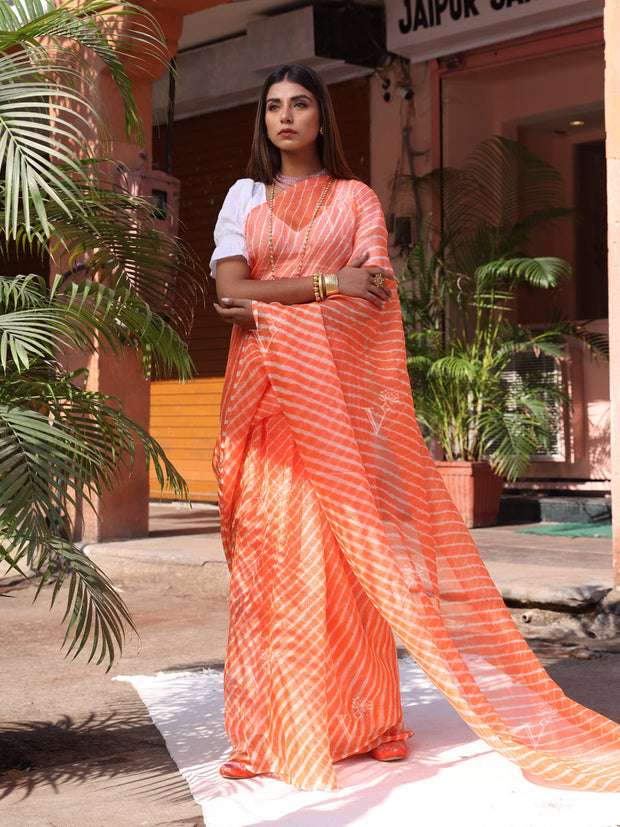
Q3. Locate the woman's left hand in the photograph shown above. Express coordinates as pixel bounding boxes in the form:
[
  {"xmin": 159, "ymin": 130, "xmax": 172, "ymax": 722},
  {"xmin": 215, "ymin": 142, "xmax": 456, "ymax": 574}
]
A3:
[{"xmin": 214, "ymin": 297, "xmax": 256, "ymax": 329}]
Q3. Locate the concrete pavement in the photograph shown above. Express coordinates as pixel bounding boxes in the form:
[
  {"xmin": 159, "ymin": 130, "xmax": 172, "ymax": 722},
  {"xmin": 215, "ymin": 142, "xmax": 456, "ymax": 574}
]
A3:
[
  {"xmin": 85, "ymin": 501, "xmax": 618, "ymax": 599},
  {"xmin": 2, "ymin": 502, "xmax": 620, "ymax": 826},
  {"xmin": 85, "ymin": 501, "xmax": 620, "ymax": 643}
]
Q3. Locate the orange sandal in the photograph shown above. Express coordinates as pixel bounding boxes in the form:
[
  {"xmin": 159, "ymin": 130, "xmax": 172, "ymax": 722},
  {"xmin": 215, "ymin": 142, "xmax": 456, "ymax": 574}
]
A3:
[
  {"xmin": 370, "ymin": 740, "xmax": 408, "ymax": 762},
  {"xmin": 219, "ymin": 759, "xmax": 258, "ymax": 779}
]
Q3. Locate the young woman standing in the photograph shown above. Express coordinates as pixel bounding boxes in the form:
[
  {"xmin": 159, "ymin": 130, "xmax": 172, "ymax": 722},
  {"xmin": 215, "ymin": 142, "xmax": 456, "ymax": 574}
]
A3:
[{"xmin": 211, "ymin": 63, "xmax": 620, "ymax": 793}]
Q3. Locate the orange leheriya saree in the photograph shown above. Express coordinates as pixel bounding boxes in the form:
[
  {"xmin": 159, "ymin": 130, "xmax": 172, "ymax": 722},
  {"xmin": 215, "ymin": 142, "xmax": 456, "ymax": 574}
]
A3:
[{"xmin": 214, "ymin": 175, "xmax": 620, "ymax": 792}]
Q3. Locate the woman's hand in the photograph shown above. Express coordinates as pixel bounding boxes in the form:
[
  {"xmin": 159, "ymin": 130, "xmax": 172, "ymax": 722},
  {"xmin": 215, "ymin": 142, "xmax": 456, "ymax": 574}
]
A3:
[
  {"xmin": 336, "ymin": 255, "xmax": 393, "ymax": 308},
  {"xmin": 213, "ymin": 297, "xmax": 256, "ymax": 329},
  {"xmin": 213, "ymin": 255, "xmax": 393, "ymax": 325}
]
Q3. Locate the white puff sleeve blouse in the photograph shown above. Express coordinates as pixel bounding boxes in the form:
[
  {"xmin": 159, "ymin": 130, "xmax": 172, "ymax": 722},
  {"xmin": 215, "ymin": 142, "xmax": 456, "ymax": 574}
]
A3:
[{"xmin": 209, "ymin": 178, "xmax": 267, "ymax": 278}]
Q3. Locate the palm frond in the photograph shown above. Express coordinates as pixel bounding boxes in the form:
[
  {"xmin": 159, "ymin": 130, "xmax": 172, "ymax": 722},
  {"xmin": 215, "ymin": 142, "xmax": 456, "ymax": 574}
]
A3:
[
  {"xmin": 0, "ymin": 1, "xmax": 167, "ymax": 237},
  {"xmin": 476, "ymin": 256, "xmax": 571, "ymax": 290},
  {"xmin": 0, "ymin": 0, "xmax": 165, "ymax": 142},
  {"xmin": 0, "ymin": 173, "xmax": 205, "ymax": 337},
  {"xmin": 0, "ymin": 376, "xmax": 187, "ymax": 667},
  {"xmin": 478, "ymin": 408, "xmax": 542, "ymax": 480},
  {"xmin": 28, "ymin": 535, "xmax": 136, "ymax": 670},
  {"xmin": 540, "ymin": 313, "xmax": 610, "ymax": 360},
  {"xmin": 428, "ymin": 354, "xmax": 480, "ymax": 382},
  {"xmin": 478, "ymin": 381, "xmax": 567, "ymax": 480},
  {"xmin": 0, "ymin": 273, "xmax": 196, "ymax": 379},
  {"xmin": 0, "ymin": 1, "xmax": 199, "ymax": 668}
]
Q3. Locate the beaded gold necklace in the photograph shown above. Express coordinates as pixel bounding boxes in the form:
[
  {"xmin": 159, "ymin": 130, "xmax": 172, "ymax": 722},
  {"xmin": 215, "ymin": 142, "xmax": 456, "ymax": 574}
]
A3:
[{"xmin": 268, "ymin": 176, "xmax": 333, "ymax": 279}]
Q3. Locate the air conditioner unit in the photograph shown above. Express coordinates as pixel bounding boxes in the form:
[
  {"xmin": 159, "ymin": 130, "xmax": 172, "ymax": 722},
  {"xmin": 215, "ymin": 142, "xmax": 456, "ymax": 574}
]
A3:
[{"xmin": 312, "ymin": 4, "xmax": 387, "ymax": 69}]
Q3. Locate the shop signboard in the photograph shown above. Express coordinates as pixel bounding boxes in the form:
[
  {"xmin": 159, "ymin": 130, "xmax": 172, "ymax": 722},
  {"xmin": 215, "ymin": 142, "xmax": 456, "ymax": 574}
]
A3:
[{"xmin": 386, "ymin": 0, "xmax": 604, "ymax": 62}]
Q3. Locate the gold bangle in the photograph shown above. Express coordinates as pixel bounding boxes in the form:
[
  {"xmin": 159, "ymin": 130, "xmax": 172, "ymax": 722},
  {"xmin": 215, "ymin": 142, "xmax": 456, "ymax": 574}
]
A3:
[
  {"xmin": 323, "ymin": 272, "xmax": 339, "ymax": 297},
  {"xmin": 312, "ymin": 272, "xmax": 323, "ymax": 302},
  {"xmin": 318, "ymin": 273, "xmax": 326, "ymax": 301}
]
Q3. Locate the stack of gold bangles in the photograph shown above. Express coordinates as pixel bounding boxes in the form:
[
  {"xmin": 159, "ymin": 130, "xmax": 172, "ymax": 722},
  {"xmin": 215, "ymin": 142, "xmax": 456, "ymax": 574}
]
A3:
[{"xmin": 312, "ymin": 272, "xmax": 339, "ymax": 302}]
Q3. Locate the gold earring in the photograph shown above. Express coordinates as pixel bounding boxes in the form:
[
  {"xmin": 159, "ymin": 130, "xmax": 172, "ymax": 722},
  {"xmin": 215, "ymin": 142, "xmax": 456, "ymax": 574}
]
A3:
[{"xmin": 320, "ymin": 126, "xmax": 324, "ymax": 135}]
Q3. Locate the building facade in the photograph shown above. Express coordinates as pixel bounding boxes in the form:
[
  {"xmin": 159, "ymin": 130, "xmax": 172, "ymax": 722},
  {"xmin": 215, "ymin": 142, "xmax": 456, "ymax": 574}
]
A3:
[{"xmin": 146, "ymin": 0, "xmax": 610, "ymax": 504}]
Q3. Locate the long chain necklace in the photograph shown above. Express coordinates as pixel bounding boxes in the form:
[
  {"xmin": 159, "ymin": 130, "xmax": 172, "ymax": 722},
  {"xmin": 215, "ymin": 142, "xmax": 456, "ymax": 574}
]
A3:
[{"xmin": 268, "ymin": 176, "xmax": 333, "ymax": 279}]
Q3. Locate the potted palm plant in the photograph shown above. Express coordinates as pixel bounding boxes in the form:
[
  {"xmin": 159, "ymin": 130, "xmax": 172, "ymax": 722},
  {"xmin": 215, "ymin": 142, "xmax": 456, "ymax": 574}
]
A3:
[{"xmin": 399, "ymin": 136, "xmax": 607, "ymax": 527}]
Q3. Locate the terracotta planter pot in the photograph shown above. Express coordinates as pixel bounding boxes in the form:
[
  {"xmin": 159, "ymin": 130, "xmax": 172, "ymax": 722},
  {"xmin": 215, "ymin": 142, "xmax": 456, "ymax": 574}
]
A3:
[{"xmin": 436, "ymin": 460, "xmax": 504, "ymax": 528}]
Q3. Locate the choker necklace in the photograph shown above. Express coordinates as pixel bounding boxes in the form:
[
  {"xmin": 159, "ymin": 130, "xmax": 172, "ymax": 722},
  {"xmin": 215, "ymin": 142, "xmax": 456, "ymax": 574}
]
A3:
[{"xmin": 274, "ymin": 168, "xmax": 327, "ymax": 188}]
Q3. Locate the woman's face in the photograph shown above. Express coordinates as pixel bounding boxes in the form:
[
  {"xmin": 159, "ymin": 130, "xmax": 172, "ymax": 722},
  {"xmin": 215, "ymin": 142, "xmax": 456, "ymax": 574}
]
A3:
[{"xmin": 264, "ymin": 79, "xmax": 321, "ymax": 156}]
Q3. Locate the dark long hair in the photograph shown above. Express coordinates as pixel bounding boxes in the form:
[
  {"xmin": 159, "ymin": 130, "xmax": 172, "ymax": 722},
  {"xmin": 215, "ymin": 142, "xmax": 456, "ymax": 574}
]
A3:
[{"xmin": 246, "ymin": 63, "xmax": 357, "ymax": 183}]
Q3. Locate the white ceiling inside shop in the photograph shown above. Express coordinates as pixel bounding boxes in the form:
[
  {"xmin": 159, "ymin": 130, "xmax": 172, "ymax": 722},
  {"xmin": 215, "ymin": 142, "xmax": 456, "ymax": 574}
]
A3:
[{"xmin": 513, "ymin": 102, "xmax": 605, "ymax": 137}]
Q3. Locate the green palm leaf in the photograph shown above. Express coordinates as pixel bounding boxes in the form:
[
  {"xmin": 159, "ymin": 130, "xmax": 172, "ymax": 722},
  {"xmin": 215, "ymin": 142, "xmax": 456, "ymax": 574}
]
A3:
[
  {"xmin": 476, "ymin": 256, "xmax": 571, "ymax": 290},
  {"xmin": 0, "ymin": 1, "xmax": 203, "ymax": 667},
  {"xmin": 0, "ymin": 1, "xmax": 167, "ymax": 237}
]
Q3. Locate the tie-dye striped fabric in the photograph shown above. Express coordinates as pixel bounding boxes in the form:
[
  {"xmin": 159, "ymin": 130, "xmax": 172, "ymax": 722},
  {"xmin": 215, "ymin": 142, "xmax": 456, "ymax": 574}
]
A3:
[{"xmin": 213, "ymin": 175, "xmax": 620, "ymax": 792}]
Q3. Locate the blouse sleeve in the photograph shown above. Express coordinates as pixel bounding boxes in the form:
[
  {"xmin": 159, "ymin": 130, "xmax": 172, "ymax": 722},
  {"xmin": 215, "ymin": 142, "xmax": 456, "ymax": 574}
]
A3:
[
  {"xmin": 350, "ymin": 181, "xmax": 394, "ymax": 275},
  {"xmin": 209, "ymin": 179, "xmax": 256, "ymax": 278}
]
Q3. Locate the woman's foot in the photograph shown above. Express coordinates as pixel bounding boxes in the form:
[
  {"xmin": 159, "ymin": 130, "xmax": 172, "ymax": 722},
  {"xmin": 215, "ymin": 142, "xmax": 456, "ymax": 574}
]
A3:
[
  {"xmin": 219, "ymin": 759, "xmax": 258, "ymax": 779},
  {"xmin": 370, "ymin": 740, "xmax": 408, "ymax": 762}
]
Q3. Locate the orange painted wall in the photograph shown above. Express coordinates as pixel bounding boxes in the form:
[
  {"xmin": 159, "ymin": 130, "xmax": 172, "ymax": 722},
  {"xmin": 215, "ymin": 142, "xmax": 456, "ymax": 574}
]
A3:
[{"xmin": 149, "ymin": 377, "xmax": 224, "ymax": 500}]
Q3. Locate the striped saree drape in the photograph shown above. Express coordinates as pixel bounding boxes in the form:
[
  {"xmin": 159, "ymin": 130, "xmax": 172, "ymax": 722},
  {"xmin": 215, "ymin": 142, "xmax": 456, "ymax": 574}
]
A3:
[{"xmin": 213, "ymin": 176, "xmax": 620, "ymax": 792}]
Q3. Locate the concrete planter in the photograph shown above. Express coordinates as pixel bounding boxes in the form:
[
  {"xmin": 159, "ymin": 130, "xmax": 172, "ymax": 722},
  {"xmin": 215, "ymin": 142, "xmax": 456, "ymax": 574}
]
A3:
[{"xmin": 436, "ymin": 460, "xmax": 504, "ymax": 528}]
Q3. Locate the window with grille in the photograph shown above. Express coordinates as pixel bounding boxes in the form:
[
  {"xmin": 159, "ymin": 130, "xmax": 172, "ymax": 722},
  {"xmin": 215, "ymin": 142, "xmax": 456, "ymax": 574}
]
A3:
[{"xmin": 500, "ymin": 351, "xmax": 564, "ymax": 459}]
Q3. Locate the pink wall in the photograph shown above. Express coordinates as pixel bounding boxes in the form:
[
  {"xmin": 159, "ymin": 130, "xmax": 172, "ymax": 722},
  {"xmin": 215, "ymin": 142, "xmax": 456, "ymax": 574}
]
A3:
[
  {"xmin": 370, "ymin": 61, "xmax": 434, "ymax": 276},
  {"xmin": 441, "ymin": 48, "xmax": 603, "ymax": 167}
]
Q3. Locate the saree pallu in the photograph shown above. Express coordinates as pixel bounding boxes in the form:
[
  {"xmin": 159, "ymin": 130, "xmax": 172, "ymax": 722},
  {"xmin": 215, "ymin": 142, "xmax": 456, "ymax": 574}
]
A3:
[{"xmin": 214, "ymin": 176, "xmax": 620, "ymax": 792}]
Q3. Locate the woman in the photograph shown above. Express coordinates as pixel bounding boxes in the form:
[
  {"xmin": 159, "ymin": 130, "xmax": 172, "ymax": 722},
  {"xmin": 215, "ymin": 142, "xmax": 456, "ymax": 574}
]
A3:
[{"xmin": 211, "ymin": 63, "xmax": 620, "ymax": 793}]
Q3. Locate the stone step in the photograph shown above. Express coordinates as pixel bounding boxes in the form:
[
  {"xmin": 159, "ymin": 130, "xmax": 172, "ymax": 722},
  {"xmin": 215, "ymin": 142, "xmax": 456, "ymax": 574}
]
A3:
[{"xmin": 498, "ymin": 494, "xmax": 611, "ymax": 525}]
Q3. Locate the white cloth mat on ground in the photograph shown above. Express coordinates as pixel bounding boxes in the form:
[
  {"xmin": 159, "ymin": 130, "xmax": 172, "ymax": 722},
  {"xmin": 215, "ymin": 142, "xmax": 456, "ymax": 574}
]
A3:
[{"xmin": 117, "ymin": 658, "xmax": 620, "ymax": 827}]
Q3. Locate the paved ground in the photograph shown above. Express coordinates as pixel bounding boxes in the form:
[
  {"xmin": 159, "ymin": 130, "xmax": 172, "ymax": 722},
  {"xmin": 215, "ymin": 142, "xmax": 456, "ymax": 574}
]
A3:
[
  {"xmin": 1, "ymin": 503, "xmax": 620, "ymax": 826},
  {"xmin": 0, "ymin": 572, "xmax": 227, "ymax": 826}
]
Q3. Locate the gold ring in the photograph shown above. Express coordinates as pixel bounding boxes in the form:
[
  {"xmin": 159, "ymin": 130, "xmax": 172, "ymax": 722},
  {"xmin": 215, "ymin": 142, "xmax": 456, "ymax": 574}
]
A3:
[{"xmin": 374, "ymin": 273, "xmax": 384, "ymax": 288}]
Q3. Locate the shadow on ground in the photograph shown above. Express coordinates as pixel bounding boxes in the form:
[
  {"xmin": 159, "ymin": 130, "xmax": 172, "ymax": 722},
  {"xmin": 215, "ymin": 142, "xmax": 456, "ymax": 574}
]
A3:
[{"xmin": 0, "ymin": 699, "xmax": 192, "ymax": 806}]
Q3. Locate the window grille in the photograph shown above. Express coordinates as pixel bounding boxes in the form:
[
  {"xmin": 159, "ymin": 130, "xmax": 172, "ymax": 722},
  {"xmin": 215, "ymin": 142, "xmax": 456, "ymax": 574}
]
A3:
[{"xmin": 500, "ymin": 351, "xmax": 563, "ymax": 459}]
